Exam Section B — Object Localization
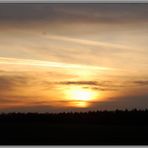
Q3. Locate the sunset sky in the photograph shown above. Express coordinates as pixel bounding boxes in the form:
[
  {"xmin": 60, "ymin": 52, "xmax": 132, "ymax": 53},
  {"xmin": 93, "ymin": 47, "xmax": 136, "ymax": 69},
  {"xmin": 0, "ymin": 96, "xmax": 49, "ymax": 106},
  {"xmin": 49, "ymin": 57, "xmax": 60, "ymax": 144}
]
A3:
[{"xmin": 0, "ymin": 3, "xmax": 148, "ymax": 112}]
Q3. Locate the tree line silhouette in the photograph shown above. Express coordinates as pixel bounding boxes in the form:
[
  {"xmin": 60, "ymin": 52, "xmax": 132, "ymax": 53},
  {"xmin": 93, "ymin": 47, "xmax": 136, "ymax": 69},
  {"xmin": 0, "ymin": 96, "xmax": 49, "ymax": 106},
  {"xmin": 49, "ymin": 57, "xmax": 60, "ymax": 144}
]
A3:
[
  {"xmin": 0, "ymin": 109, "xmax": 148, "ymax": 125},
  {"xmin": 0, "ymin": 109, "xmax": 148, "ymax": 145}
]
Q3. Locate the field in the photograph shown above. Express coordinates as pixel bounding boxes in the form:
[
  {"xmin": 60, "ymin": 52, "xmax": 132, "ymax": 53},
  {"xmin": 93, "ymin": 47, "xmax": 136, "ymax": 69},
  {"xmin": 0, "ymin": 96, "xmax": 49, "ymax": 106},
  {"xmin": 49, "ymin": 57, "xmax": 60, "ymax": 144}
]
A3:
[{"xmin": 0, "ymin": 110, "xmax": 148, "ymax": 145}]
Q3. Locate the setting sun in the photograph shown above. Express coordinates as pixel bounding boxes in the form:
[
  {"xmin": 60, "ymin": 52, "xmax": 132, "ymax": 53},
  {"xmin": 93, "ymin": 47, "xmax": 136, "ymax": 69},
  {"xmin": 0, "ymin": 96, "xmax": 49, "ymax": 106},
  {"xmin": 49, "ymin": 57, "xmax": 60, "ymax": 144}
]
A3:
[
  {"xmin": 65, "ymin": 88, "xmax": 97, "ymax": 102},
  {"xmin": 70, "ymin": 89, "xmax": 94, "ymax": 101},
  {"xmin": 65, "ymin": 88, "xmax": 98, "ymax": 108}
]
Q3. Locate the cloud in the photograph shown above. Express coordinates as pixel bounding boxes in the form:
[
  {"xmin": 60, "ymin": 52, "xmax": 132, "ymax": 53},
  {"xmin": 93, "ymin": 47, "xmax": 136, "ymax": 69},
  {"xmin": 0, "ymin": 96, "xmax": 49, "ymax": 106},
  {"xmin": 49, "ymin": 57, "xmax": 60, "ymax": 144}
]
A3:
[
  {"xmin": 0, "ymin": 4, "xmax": 148, "ymax": 24},
  {"xmin": 56, "ymin": 79, "xmax": 148, "ymax": 91},
  {"xmin": 1, "ymin": 94, "xmax": 148, "ymax": 112},
  {"xmin": 45, "ymin": 34, "xmax": 135, "ymax": 51},
  {"xmin": 0, "ymin": 57, "xmax": 113, "ymax": 71},
  {"xmin": 0, "ymin": 67, "xmax": 148, "ymax": 112},
  {"xmin": 0, "ymin": 74, "xmax": 30, "ymax": 91},
  {"xmin": 56, "ymin": 80, "xmax": 124, "ymax": 91},
  {"xmin": 58, "ymin": 81, "xmax": 98, "ymax": 86},
  {"xmin": 91, "ymin": 87, "xmax": 118, "ymax": 91},
  {"xmin": 133, "ymin": 80, "xmax": 148, "ymax": 86},
  {"xmin": 0, "ymin": 98, "xmax": 19, "ymax": 103}
]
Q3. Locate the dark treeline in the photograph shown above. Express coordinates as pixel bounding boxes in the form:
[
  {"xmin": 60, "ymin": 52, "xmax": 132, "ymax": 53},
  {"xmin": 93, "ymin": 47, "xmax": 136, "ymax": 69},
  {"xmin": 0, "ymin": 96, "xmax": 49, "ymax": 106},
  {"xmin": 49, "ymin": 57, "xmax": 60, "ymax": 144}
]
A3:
[
  {"xmin": 0, "ymin": 109, "xmax": 148, "ymax": 125},
  {"xmin": 0, "ymin": 109, "xmax": 148, "ymax": 145}
]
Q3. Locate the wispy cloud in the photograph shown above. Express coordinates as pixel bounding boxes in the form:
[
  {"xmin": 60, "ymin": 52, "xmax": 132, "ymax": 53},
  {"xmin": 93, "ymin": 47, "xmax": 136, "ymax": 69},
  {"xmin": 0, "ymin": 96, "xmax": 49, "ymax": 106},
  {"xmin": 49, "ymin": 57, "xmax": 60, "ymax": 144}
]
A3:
[
  {"xmin": 57, "ymin": 81, "xmax": 98, "ymax": 86},
  {"xmin": 45, "ymin": 34, "xmax": 135, "ymax": 51},
  {"xmin": 133, "ymin": 80, "xmax": 148, "ymax": 86},
  {"xmin": 0, "ymin": 74, "xmax": 30, "ymax": 91},
  {"xmin": 0, "ymin": 57, "xmax": 114, "ymax": 71},
  {"xmin": 56, "ymin": 80, "xmax": 124, "ymax": 91}
]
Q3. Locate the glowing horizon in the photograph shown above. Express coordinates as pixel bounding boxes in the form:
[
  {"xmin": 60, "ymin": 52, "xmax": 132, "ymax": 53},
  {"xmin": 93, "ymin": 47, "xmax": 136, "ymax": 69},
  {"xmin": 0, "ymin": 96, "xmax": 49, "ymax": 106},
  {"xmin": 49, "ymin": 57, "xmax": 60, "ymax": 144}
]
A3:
[{"xmin": 0, "ymin": 3, "xmax": 148, "ymax": 112}]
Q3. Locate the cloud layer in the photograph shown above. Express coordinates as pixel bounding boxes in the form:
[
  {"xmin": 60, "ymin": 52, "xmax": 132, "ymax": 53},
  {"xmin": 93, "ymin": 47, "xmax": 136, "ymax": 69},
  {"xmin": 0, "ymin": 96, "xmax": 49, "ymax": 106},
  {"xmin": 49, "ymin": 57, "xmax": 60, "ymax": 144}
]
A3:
[
  {"xmin": 0, "ymin": 4, "xmax": 148, "ymax": 112},
  {"xmin": 0, "ymin": 4, "xmax": 148, "ymax": 24}
]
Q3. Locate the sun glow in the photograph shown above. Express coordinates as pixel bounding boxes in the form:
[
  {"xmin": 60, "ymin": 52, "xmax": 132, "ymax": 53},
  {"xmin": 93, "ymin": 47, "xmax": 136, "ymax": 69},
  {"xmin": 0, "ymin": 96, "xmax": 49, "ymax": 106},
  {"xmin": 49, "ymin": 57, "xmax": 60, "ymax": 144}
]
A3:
[
  {"xmin": 65, "ymin": 88, "xmax": 98, "ymax": 108},
  {"xmin": 70, "ymin": 101, "xmax": 88, "ymax": 108},
  {"xmin": 69, "ymin": 89, "xmax": 95, "ymax": 101},
  {"xmin": 65, "ymin": 88, "xmax": 97, "ymax": 107}
]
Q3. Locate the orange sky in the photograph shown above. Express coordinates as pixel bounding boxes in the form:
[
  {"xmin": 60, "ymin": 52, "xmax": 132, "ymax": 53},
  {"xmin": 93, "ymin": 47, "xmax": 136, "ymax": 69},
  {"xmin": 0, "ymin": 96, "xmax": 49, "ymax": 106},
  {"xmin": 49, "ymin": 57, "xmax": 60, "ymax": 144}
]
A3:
[{"xmin": 0, "ymin": 4, "xmax": 148, "ymax": 112}]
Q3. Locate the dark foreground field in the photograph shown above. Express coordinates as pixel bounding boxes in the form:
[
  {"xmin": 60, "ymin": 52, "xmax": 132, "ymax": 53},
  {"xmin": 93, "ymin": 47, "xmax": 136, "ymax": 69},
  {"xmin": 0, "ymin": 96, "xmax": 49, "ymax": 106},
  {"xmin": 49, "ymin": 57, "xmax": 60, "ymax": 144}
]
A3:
[{"xmin": 0, "ymin": 110, "xmax": 148, "ymax": 145}]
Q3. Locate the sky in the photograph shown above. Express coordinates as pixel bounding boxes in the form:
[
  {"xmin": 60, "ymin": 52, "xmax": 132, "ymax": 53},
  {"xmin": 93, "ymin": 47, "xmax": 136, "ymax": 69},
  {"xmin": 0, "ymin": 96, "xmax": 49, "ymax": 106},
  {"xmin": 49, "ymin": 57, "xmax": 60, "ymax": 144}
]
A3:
[{"xmin": 0, "ymin": 3, "xmax": 148, "ymax": 112}]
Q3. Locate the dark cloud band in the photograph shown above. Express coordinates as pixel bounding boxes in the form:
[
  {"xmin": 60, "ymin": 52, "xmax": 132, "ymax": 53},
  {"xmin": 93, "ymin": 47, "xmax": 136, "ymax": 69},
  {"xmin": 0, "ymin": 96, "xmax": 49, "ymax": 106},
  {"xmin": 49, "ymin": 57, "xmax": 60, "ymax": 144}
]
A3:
[{"xmin": 0, "ymin": 4, "xmax": 148, "ymax": 24}]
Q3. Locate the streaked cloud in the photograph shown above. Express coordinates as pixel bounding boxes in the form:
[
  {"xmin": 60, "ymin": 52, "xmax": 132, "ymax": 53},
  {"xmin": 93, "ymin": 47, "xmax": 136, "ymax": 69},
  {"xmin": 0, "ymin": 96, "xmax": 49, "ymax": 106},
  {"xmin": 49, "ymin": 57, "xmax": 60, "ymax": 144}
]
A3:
[
  {"xmin": 133, "ymin": 80, "xmax": 148, "ymax": 86},
  {"xmin": 45, "ymin": 34, "xmax": 135, "ymax": 51},
  {"xmin": 58, "ymin": 81, "xmax": 98, "ymax": 86},
  {"xmin": 0, "ymin": 57, "xmax": 114, "ymax": 71}
]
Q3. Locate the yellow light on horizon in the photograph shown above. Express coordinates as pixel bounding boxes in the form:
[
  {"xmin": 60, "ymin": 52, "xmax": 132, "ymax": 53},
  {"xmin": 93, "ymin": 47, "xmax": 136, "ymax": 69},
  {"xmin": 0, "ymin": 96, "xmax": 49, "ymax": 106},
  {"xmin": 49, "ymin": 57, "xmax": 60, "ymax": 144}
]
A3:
[
  {"xmin": 69, "ymin": 89, "xmax": 94, "ymax": 101},
  {"xmin": 65, "ymin": 87, "xmax": 98, "ymax": 108},
  {"xmin": 70, "ymin": 101, "xmax": 88, "ymax": 108}
]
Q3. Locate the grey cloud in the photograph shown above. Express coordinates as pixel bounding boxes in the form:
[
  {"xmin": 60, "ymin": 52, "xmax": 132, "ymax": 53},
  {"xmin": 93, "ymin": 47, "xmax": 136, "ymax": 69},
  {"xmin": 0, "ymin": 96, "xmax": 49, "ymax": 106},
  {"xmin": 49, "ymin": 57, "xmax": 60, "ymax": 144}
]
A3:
[
  {"xmin": 0, "ymin": 74, "xmax": 36, "ymax": 91},
  {"xmin": 0, "ymin": 98, "xmax": 19, "ymax": 103},
  {"xmin": 0, "ymin": 75, "xmax": 26, "ymax": 90},
  {"xmin": 0, "ymin": 4, "xmax": 148, "ymax": 24},
  {"xmin": 91, "ymin": 86, "xmax": 118, "ymax": 91},
  {"xmin": 133, "ymin": 80, "xmax": 148, "ymax": 86},
  {"xmin": 56, "ymin": 80, "xmax": 124, "ymax": 91},
  {"xmin": 58, "ymin": 81, "xmax": 98, "ymax": 86},
  {"xmin": 56, "ymin": 79, "xmax": 148, "ymax": 91},
  {"xmin": 0, "ymin": 76, "xmax": 22, "ymax": 90}
]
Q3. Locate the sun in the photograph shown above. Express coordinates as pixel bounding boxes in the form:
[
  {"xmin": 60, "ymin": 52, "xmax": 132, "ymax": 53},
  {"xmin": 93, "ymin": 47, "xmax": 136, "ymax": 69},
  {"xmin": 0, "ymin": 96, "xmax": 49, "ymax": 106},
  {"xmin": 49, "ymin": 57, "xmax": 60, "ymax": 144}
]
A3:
[
  {"xmin": 66, "ymin": 88, "xmax": 97, "ymax": 102},
  {"xmin": 64, "ymin": 87, "xmax": 98, "ymax": 108},
  {"xmin": 70, "ymin": 89, "xmax": 93, "ymax": 101}
]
